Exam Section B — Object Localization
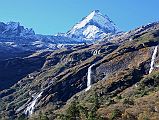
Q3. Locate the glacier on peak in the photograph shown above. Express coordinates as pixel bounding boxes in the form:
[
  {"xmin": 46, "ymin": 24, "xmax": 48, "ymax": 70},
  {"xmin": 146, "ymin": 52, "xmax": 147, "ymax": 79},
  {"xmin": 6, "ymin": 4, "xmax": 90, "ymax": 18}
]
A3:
[
  {"xmin": 83, "ymin": 25, "xmax": 100, "ymax": 39},
  {"xmin": 66, "ymin": 10, "xmax": 120, "ymax": 40}
]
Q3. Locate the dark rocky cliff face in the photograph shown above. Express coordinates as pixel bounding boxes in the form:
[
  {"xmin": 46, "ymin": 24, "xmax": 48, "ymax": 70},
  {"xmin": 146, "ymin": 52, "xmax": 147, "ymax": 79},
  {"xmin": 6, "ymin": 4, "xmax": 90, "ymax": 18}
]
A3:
[
  {"xmin": 0, "ymin": 23, "xmax": 159, "ymax": 120},
  {"xmin": 0, "ymin": 54, "xmax": 47, "ymax": 90}
]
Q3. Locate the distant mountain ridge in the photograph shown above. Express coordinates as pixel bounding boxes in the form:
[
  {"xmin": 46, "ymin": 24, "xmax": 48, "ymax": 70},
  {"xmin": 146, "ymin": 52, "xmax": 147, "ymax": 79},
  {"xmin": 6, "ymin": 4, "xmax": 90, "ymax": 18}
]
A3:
[
  {"xmin": 0, "ymin": 22, "xmax": 35, "ymax": 37},
  {"xmin": 0, "ymin": 10, "xmax": 121, "ymax": 53},
  {"xmin": 0, "ymin": 10, "xmax": 121, "ymax": 58},
  {"xmin": 0, "ymin": 22, "xmax": 85, "ymax": 58},
  {"xmin": 0, "ymin": 11, "xmax": 158, "ymax": 57}
]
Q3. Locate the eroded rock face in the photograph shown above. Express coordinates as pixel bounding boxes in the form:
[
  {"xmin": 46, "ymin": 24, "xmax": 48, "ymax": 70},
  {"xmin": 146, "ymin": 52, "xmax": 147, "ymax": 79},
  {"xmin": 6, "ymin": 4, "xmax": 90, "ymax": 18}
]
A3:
[{"xmin": 36, "ymin": 35, "xmax": 158, "ymax": 119}]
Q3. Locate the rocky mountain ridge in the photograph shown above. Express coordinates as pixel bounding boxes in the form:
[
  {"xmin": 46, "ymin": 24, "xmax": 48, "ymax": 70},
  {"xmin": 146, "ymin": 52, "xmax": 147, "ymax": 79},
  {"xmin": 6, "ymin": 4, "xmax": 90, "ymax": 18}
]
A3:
[
  {"xmin": 0, "ymin": 10, "xmax": 120, "ymax": 57},
  {"xmin": 0, "ymin": 10, "xmax": 121, "ymax": 61},
  {"xmin": 0, "ymin": 22, "xmax": 85, "ymax": 60},
  {"xmin": 0, "ymin": 22, "xmax": 35, "ymax": 37}
]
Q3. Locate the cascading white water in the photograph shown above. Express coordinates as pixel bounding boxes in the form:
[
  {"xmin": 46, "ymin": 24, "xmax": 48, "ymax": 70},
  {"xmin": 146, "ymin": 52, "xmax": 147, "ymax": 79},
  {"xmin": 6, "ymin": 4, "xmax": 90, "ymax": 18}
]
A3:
[
  {"xmin": 93, "ymin": 50, "xmax": 100, "ymax": 55},
  {"xmin": 93, "ymin": 50, "xmax": 98, "ymax": 55},
  {"xmin": 25, "ymin": 92, "xmax": 43, "ymax": 116},
  {"xmin": 85, "ymin": 64, "xmax": 95, "ymax": 91},
  {"xmin": 85, "ymin": 49, "xmax": 100, "ymax": 91},
  {"xmin": 149, "ymin": 46, "xmax": 158, "ymax": 74}
]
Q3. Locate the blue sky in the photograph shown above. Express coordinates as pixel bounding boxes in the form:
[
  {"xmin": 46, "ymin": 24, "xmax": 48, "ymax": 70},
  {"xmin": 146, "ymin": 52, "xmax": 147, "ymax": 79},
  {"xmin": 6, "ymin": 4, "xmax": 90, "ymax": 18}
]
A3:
[{"xmin": 0, "ymin": 0, "xmax": 159, "ymax": 35}]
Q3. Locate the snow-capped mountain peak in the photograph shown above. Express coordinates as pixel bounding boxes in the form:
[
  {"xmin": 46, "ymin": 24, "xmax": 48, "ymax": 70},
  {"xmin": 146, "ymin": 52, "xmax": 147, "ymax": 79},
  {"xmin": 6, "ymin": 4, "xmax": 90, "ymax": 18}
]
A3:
[
  {"xmin": 0, "ymin": 21, "xmax": 35, "ymax": 36},
  {"xmin": 66, "ymin": 10, "xmax": 119, "ymax": 40}
]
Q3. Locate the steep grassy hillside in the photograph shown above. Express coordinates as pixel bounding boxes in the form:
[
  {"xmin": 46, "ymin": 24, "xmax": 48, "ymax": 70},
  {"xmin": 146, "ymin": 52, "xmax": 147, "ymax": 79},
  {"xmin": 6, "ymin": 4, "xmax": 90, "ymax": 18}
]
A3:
[{"xmin": 0, "ymin": 23, "xmax": 158, "ymax": 120}]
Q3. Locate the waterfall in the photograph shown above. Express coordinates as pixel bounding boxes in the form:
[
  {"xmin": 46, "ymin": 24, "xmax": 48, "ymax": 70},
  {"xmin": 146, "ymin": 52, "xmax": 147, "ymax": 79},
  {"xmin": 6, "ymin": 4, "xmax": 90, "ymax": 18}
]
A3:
[
  {"xmin": 149, "ymin": 46, "xmax": 158, "ymax": 74},
  {"xmin": 93, "ymin": 50, "xmax": 98, "ymax": 55},
  {"xmin": 86, "ymin": 49, "xmax": 100, "ymax": 91},
  {"xmin": 25, "ymin": 91, "xmax": 43, "ymax": 116},
  {"xmin": 93, "ymin": 50, "xmax": 100, "ymax": 55},
  {"xmin": 85, "ymin": 64, "xmax": 95, "ymax": 91}
]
